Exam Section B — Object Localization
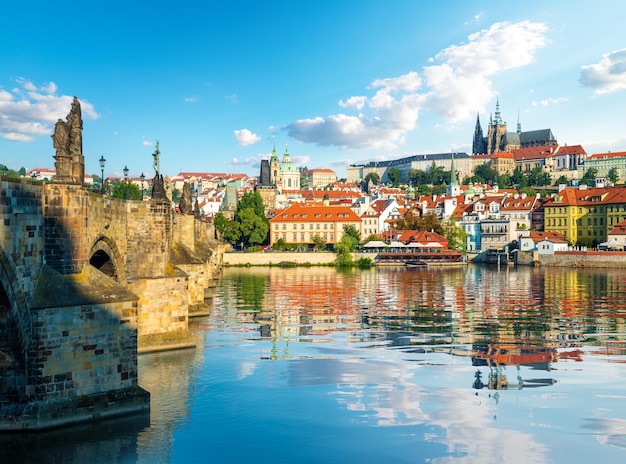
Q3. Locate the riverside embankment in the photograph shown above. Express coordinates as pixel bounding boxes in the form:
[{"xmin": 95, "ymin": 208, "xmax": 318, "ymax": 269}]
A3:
[{"xmin": 223, "ymin": 251, "xmax": 372, "ymax": 266}]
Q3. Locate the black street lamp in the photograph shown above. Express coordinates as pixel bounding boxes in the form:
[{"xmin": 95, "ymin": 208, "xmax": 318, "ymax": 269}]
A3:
[
  {"xmin": 140, "ymin": 172, "xmax": 145, "ymax": 199},
  {"xmin": 123, "ymin": 165, "xmax": 129, "ymax": 199},
  {"xmin": 99, "ymin": 155, "xmax": 106, "ymax": 194}
]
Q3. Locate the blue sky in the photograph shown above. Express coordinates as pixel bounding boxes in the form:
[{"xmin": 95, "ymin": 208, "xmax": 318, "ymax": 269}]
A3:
[{"xmin": 1, "ymin": 1, "xmax": 626, "ymax": 180}]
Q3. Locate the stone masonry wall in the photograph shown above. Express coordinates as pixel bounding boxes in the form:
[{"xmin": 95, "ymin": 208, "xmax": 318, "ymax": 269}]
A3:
[
  {"xmin": 42, "ymin": 184, "xmax": 92, "ymax": 275},
  {"xmin": 125, "ymin": 199, "xmax": 171, "ymax": 280},
  {"xmin": 129, "ymin": 275, "xmax": 189, "ymax": 337},
  {"xmin": 223, "ymin": 251, "xmax": 338, "ymax": 266},
  {"xmin": 26, "ymin": 300, "xmax": 139, "ymax": 401},
  {"xmin": 173, "ymin": 215, "xmax": 195, "ymax": 252},
  {"xmin": 0, "ymin": 177, "xmax": 44, "ymax": 370},
  {"xmin": 535, "ymin": 251, "xmax": 626, "ymax": 268}
]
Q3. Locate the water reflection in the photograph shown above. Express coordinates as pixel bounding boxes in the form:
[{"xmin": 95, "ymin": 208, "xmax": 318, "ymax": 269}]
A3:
[{"xmin": 5, "ymin": 265, "xmax": 626, "ymax": 463}]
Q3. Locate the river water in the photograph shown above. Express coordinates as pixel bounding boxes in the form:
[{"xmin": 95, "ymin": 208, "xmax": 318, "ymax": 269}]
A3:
[{"xmin": 6, "ymin": 265, "xmax": 626, "ymax": 463}]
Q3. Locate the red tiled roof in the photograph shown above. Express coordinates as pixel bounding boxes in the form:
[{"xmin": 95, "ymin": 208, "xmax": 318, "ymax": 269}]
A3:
[
  {"xmin": 588, "ymin": 151, "xmax": 626, "ymax": 160},
  {"xmin": 269, "ymin": 203, "xmax": 361, "ymax": 223}
]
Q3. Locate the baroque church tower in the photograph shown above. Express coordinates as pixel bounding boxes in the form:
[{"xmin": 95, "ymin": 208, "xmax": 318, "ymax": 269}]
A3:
[{"xmin": 269, "ymin": 144, "xmax": 281, "ymax": 188}]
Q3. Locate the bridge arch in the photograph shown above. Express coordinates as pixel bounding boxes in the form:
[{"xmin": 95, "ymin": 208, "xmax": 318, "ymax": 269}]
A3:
[
  {"xmin": 0, "ymin": 245, "xmax": 29, "ymax": 400},
  {"xmin": 89, "ymin": 236, "xmax": 126, "ymax": 284}
]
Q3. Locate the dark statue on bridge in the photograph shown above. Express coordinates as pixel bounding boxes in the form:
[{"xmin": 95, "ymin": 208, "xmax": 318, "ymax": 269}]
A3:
[
  {"xmin": 179, "ymin": 182, "xmax": 193, "ymax": 215},
  {"xmin": 151, "ymin": 140, "xmax": 168, "ymax": 200},
  {"xmin": 52, "ymin": 96, "xmax": 84, "ymax": 184}
]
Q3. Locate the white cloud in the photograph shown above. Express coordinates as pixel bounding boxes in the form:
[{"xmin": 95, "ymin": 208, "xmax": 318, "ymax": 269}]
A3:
[
  {"xmin": 142, "ymin": 140, "xmax": 152, "ymax": 146},
  {"xmin": 184, "ymin": 95, "xmax": 198, "ymax": 103},
  {"xmin": 339, "ymin": 96, "xmax": 366, "ymax": 110},
  {"xmin": 0, "ymin": 78, "xmax": 99, "ymax": 142},
  {"xmin": 291, "ymin": 155, "xmax": 310, "ymax": 166},
  {"xmin": 531, "ymin": 97, "xmax": 569, "ymax": 107},
  {"xmin": 233, "ymin": 128, "xmax": 261, "ymax": 146},
  {"xmin": 580, "ymin": 48, "xmax": 626, "ymax": 94},
  {"xmin": 286, "ymin": 21, "xmax": 548, "ymax": 150}
]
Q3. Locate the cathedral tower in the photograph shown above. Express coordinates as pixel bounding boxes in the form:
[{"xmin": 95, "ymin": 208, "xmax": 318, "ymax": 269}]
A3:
[
  {"xmin": 472, "ymin": 112, "xmax": 486, "ymax": 155},
  {"xmin": 486, "ymin": 97, "xmax": 507, "ymax": 154}
]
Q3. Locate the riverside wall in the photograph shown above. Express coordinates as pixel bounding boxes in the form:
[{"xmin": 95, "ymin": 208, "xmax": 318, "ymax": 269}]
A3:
[
  {"xmin": 533, "ymin": 251, "xmax": 626, "ymax": 268},
  {"xmin": 223, "ymin": 251, "xmax": 339, "ymax": 266}
]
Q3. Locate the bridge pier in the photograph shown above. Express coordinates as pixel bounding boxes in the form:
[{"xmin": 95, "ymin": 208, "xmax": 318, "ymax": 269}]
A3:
[{"xmin": 1, "ymin": 175, "xmax": 223, "ymax": 430}]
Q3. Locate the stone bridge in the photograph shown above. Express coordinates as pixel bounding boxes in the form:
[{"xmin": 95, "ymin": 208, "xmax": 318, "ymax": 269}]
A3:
[{"xmin": 0, "ymin": 98, "xmax": 224, "ymax": 430}]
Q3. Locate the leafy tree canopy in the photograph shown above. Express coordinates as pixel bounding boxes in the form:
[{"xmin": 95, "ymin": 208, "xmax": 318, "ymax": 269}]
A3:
[
  {"xmin": 364, "ymin": 172, "xmax": 380, "ymax": 185},
  {"xmin": 387, "ymin": 167, "xmax": 402, "ymax": 187},
  {"xmin": 111, "ymin": 181, "xmax": 142, "ymax": 200}
]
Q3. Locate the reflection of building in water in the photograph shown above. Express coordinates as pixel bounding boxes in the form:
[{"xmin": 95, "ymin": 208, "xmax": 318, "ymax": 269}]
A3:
[
  {"xmin": 136, "ymin": 349, "xmax": 197, "ymax": 462},
  {"xmin": 472, "ymin": 365, "xmax": 558, "ymax": 391},
  {"xmin": 0, "ymin": 415, "xmax": 149, "ymax": 462}
]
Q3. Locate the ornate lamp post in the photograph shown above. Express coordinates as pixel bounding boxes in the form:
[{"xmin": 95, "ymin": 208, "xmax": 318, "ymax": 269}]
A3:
[
  {"xmin": 140, "ymin": 172, "xmax": 145, "ymax": 199},
  {"xmin": 123, "ymin": 165, "xmax": 129, "ymax": 199},
  {"xmin": 99, "ymin": 155, "xmax": 106, "ymax": 194}
]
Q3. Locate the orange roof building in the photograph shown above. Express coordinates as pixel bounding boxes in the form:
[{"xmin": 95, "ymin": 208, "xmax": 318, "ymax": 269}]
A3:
[{"xmin": 269, "ymin": 203, "xmax": 361, "ymax": 246}]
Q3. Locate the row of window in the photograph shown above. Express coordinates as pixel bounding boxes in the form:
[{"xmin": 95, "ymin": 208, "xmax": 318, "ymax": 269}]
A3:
[
  {"xmin": 282, "ymin": 212, "xmax": 350, "ymax": 219},
  {"xmin": 277, "ymin": 233, "xmax": 335, "ymax": 242},
  {"xmin": 545, "ymin": 217, "xmax": 608, "ymax": 227},
  {"xmin": 276, "ymin": 223, "xmax": 335, "ymax": 231}
]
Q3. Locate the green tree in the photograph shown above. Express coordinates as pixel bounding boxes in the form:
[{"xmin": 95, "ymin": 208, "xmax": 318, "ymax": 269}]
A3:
[
  {"xmin": 214, "ymin": 213, "xmax": 228, "ymax": 237},
  {"xmin": 519, "ymin": 187, "xmax": 537, "ymax": 197},
  {"xmin": 333, "ymin": 236, "xmax": 354, "ymax": 266},
  {"xmin": 608, "ymin": 167, "xmax": 620, "ymax": 184},
  {"xmin": 395, "ymin": 211, "xmax": 444, "ymax": 234},
  {"xmin": 581, "ymin": 167, "xmax": 598, "ymax": 185},
  {"xmin": 416, "ymin": 184, "xmax": 432, "ymax": 195},
  {"xmin": 553, "ymin": 175, "xmax": 569, "ymax": 187},
  {"xmin": 364, "ymin": 172, "xmax": 380, "ymax": 185},
  {"xmin": 111, "ymin": 181, "xmax": 142, "ymax": 200},
  {"xmin": 215, "ymin": 191, "xmax": 270, "ymax": 247},
  {"xmin": 441, "ymin": 217, "xmax": 467, "ymax": 251},
  {"xmin": 222, "ymin": 218, "xmax": 242, "ymax": 244},
  {"xmin": 427, "ymin": 162, "xmax": 447, "ymax": 185},
  {"xmin": 473, "ymin": 164, "xmax": 498, "ymax": 185},
  {"xmin": 343, "ymin": 225, "xmax": 360, "ymax": 248},
  {"xmin": 527, "ymin": 166, "xmax": 551, "ymax": 187},
  {"xmin": 387, "ymin": 167, "xmax": 402, "ymax": 187},
  {"xmin": 408, "ymin": 169, "xmax": 426, "ymax": 187},
  {"xmin": 238, "ymin": 208, "xmax": 269, "ymax": 246},
  {"xmin": 511, "ymin": 168, "xmax": 528, "ymax": 189},
  {"xmin": 312, "ymin": 235, "xmax": 326, "ymax": 252},
  {"xmin": 498, "ymin": 172, "xmax": 512, "ymax": 188},
  {"xmin": 18, "ymin": 167, "xmax": 26, "ymax": 177},
  {"xmin": 237, "ymin": 191, "xmax": 265, "ymax": 216}
]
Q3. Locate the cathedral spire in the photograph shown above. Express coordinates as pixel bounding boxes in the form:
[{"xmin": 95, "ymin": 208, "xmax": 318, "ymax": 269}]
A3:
[
  {"xmin": 446, "ymin": 151, "xmax": 461, "ymax": 197},
  {"xmin": 493, "ymin": 97, "xmax": 504, "ymax": 125},
  {"xmin": 472, "ymin": 112, "xmax": 486, "ymax": 155},
  {"xmin": 516, "ymin": 110, "xmax": 522, "ymax": 134}
]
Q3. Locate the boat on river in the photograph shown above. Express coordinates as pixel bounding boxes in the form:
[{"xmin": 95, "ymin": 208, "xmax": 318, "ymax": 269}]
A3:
[{"xmin": 405, "ymin": 259, "xmax": 427, "ymax": 268}]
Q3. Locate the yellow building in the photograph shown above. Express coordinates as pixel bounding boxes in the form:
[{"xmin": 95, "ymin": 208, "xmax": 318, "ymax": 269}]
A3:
[
  {"xmin": 544, "ymin": 186, "xmax": 626, "ymax": 244},
  {"xmin": 302, "ymin": 168, "xmax": 337, "ymax": 188},
  {"xmin": 269, "ymin": 203, "xmax": 361, "ymax": 246}
]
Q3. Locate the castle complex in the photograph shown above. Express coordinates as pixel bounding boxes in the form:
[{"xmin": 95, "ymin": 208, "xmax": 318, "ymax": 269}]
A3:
[{"xmin": 472, "ymin": 99, "xmax": 558, "ymax": 155}]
